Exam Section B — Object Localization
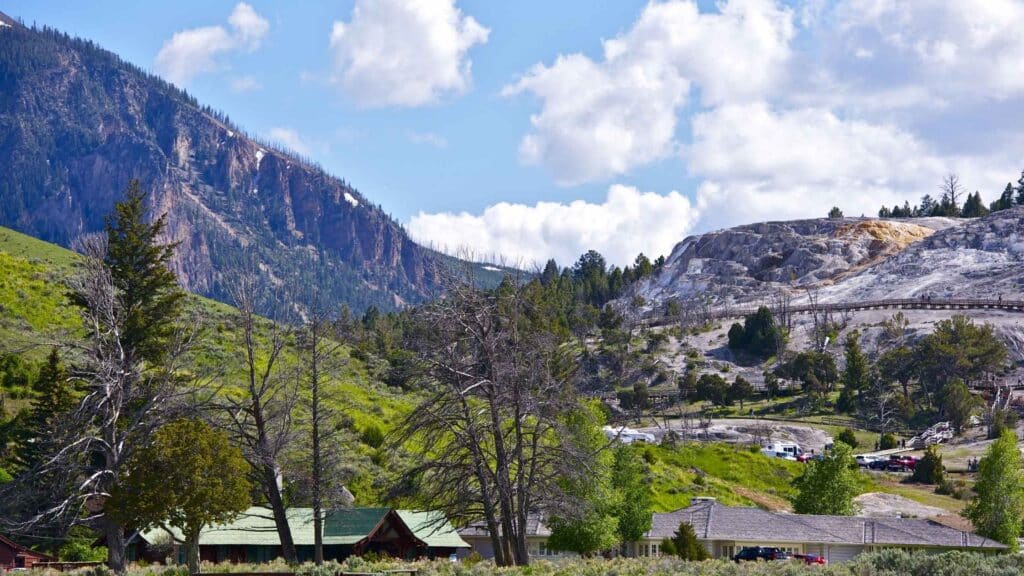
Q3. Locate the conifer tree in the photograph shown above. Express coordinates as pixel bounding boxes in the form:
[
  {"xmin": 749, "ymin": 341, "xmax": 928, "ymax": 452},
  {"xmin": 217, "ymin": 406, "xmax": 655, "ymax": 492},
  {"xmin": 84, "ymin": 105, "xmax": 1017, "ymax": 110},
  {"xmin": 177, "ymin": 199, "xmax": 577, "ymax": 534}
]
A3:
[
  {"xmin": 99, "ymin": 179, "xmax": 183, "ymax": 364},
  {"xmin": 15, "ymin": 349, "xmax": 74, "ymax": 470},
  {"xmin": 671, "ymin": 522, "xmax": 708, "ymax": 560}
]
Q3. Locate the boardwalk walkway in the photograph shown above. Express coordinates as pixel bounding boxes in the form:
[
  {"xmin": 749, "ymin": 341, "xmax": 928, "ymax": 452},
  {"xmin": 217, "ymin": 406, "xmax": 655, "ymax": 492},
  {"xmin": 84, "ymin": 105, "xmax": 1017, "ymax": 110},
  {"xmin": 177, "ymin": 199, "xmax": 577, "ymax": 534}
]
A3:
[{"xmin": 646, "ymin": 297, "xmax": 1024, "ymax": 327}]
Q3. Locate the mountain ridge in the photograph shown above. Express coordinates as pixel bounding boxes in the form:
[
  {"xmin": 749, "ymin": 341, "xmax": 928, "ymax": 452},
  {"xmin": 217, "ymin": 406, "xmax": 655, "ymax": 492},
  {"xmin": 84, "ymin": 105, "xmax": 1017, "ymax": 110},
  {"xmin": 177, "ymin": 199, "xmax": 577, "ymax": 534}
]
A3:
[{"xmin": 0, "ymin": 20, "xmax": 506, "ymax": 314}]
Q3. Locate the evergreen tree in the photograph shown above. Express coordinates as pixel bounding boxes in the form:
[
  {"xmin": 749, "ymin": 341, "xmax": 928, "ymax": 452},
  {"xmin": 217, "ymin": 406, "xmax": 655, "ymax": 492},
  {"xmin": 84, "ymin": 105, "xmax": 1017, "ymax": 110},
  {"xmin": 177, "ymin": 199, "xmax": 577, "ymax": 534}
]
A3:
[
  {"xmin": 671, "ymin": 522, "xmax": 708, "ymax": 560},
  {"xmin": 964, "ymin": 431, "xmax": 1024, "ymax": 550},
  {"xmin": 961, "ymin": 191, "xmax": 988, "ymax": 217},
  {"xmin": 540, "ymin": 259, "xmax": 560, "ymax": 286},
  {"xmin": 99, "ymin": 180, "xmax": 184, "ymax": 365},
  {"xmin": 992, "ymin": 183, "xmax": 1015, "ymax": 212},
  {"xmin": 878, "ymin": 206, "xmax": 892, "ymax": 218},
  {"xmin": 679, "ymin": 370, "xmax": 698, "ymax": 401},
  {"xmin": 828, "ymin": 206, "xmax": 844, "ymax": 218},
  {"xmin": 911, "ymin": 446, "xmax": 945, "ymax": 485},
  {"xmin": 792, "ymin": 441, "xmax": 859, "ymax": 515},
  {"xmin": 15, "ymin": 349, "xmax": 75, "ymax": 470},
  {"xmin": 728, "ymin": 376, "xmax": 754, "ymax": 410},
  {"xmin": 1017, "ymin": 171, "xmax": 1024, "ymax": 205},
  {"xmin": 632, "ymin": 253, "xmax": 653, "ymax": 279},
  {"xmin": 919, "ymin": 194, "xmax": 936, "ymax": 216},
  {"xmin": 940, "ymin": 380, "xmax": 976, "ymax": 435},
  {"xmin": 838, "ymin": 331, "xmax": 869, "ymax": 412},
  {"xmin": 696, "ymin": 374, "xmax": 729, "ymax": 406}
]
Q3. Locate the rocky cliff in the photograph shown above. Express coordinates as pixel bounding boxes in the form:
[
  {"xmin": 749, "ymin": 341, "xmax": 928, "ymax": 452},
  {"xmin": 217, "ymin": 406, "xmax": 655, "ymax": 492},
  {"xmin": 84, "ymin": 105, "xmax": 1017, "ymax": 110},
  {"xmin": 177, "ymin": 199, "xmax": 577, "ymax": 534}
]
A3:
[
  {"xmin": 0, "ymin": 18, "xmax": 496, "ymax": 313},
  {"xmin": 635, "ymin": 207, "xmax": 1024, "ymax": 313}
]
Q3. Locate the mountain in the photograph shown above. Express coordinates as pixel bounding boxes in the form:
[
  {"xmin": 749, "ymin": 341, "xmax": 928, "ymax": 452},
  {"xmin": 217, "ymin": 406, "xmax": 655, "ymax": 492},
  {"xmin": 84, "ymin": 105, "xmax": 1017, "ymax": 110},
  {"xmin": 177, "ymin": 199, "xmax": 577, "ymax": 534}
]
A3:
[
  {"xmin": 632, "ymin": 210, "xmax": 1024, "ymax": 309},
  {"xmin": 0, "ymin": 15, "xmax": 505, "ymax": 314}
]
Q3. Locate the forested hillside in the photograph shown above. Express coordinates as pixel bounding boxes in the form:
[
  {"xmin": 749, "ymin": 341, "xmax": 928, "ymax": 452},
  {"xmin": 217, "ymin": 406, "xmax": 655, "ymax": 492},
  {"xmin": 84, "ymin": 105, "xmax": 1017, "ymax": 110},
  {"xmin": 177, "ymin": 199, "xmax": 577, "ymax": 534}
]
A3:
[{"xmin": 0, "ymin": 17, "xmax": 508, "ymax": 314}]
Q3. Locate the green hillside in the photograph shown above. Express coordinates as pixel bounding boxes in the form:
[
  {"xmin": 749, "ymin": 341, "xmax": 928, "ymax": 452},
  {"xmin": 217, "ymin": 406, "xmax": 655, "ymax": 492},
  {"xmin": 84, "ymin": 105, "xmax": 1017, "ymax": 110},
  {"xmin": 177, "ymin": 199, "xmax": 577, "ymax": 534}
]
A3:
[
  {"xmin": 0, "ymin": 227, "xmax": 876, "ymax": 514},
  {"xmin": 0, "ymin": 226, "xmax": 411, "ymax": 503}
]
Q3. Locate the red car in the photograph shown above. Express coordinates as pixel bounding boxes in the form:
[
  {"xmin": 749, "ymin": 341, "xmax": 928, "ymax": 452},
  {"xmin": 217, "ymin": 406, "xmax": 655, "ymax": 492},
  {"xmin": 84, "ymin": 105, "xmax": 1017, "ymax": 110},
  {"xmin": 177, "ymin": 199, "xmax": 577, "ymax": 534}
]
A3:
[
  {"xmin": 794, "ymin": 554, "xmax": 827, "ymax": 565},
  {"xmin": 887, "ymin": 455, "xmax": 917, "ymax": 472}
]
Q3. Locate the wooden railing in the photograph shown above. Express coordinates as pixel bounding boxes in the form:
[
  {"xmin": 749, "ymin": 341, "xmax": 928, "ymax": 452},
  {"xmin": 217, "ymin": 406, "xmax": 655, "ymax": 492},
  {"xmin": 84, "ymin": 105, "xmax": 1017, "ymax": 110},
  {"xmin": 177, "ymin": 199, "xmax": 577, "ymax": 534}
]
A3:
[{"xmin": 644, "ymin": 297, "xmax": 1024, "ymax": 327}]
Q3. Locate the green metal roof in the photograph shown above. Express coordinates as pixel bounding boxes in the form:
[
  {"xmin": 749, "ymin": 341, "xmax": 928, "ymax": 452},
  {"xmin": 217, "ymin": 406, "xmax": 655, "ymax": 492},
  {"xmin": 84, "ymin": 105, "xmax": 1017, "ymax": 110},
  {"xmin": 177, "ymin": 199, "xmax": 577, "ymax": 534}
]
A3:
[
  {"xmin": 139, "ymin": 507, "xmax": 468, "ymax": 548},
  {"xmin": 322, "ymin": 508, "xmax": 390, "ymax": 545},
  {"xmin": 396, "ymin": 511, "xmax": 470, "ymax": 549}
]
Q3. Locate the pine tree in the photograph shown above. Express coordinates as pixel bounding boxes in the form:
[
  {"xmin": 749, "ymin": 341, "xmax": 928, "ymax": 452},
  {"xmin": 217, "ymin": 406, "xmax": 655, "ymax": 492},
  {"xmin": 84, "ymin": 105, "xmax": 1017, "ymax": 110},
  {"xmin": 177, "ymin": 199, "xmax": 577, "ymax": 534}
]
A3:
[
  {"xmin": 961, "ymin": 191, "xmax": 988, "ymax": 218},
  {"xmin": 15, "ymin": 349, "xmax": 75, "ymax": 470},
  {"xmin": 993, "ymin": 183, "xmax": 1015, "ymax": 211},
  {"xmin": 671, "ymin": 522, "xmax": 708, "ymax": 560},
  {"xmin": 828, "ymin": 206, "xmax": 844, "ymax": 218},
  {"xmin": 100, "ymin": 180, "xmax": 184, "ymax": 365},
  {"xmin": 839, "ymin": 330, "xmax": 872, "ymax": 409},
  {"xmin": 1017, "ymin": 171, "xmax": 1024, "ymax": 205}
]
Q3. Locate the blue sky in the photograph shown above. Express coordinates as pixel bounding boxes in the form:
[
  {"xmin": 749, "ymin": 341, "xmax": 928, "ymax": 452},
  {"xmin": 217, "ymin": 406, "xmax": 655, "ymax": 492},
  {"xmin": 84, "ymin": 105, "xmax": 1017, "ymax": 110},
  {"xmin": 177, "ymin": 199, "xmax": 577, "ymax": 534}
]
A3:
[{"xmin": 5, "ymin": 1, "xmax": 1023, "ymax": 267}]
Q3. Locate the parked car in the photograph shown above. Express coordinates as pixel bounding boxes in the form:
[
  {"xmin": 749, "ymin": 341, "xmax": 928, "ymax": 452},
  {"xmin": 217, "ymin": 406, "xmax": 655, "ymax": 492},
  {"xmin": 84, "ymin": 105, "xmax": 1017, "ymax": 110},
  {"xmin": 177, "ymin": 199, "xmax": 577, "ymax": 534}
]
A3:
[
  {"xmin": 855, "ymin": 455, "xmax": 880, "ymax": 467},
  {"xmin": 794, "ymin": 553, "xmax": 827, "ymax": 565},
  {"xmin": 887, "ymin": 455, "xmax": 917, "ymax": 472},
  {"xmin": 868, "ymin": 458, "xmax": 891, "ymax": 471},
  {"xmin": 733, "ymin": 547, "xmax": 792, "ymax": 562}
]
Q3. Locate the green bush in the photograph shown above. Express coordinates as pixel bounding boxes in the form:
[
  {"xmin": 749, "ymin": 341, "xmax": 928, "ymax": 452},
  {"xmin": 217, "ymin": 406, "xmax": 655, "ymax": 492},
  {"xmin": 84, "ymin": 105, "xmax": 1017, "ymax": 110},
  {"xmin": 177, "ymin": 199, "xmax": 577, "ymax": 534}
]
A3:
[
  {"xmin": 837, "ymin": 427, "xmax": 859, "ymax": 449},
  {"xmin": 879, "ymin": 432, "xmax": 898, "ymax": 450},
  {"xmin": 910, "ymin": 445, "xmax": 945, "ymax": 485}
]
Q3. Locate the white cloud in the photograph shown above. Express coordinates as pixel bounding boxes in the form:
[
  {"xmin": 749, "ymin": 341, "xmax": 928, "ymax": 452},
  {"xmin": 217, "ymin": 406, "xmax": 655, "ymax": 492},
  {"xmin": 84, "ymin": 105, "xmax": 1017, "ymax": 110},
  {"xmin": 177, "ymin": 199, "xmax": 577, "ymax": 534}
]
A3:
[
  {"xmin": 408, "ymin": 184, "xmax": 700, "ymax": 267},
  {"xmin": 268, "ymin": 127, "xmax": 311, "ymax": 156},
  {"xmin": 155, "ymin": 2, "xmax": 269, "ymax": 86},
  {"xmin": 832, "ymin": 0, "xmax": 1024, "ymax": 99},
  {"xmin": 407, "ymin": 131, "xmax": 448, "ymax": 149},
  {"xmin": 329, "ymin": 0, "xmax": 489, "ymax": 107},
  {"xmin": 504, "ymin": 0, "xmax": 794, "ymax": 185},
  {"xmin": 687, "ymin": 102, "xmax": 1015, "ymax": 228},
  {"xmin": 230, "ymin": 75, "xmax": 261, "ymax": 92}
]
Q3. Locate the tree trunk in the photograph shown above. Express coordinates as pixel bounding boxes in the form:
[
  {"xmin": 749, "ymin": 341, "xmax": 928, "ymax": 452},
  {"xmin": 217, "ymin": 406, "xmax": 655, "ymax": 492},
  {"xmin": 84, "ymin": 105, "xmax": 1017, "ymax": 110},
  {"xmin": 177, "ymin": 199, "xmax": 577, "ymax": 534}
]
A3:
[
  {"xmin": 313, "ymin": 506, "xmax": 323, "ymax": 566},
  {"xmin": 263, "ymin": 464, "xmax": 297, "ymax": 562},
  {"xmin": 104, "ymin": 516, "xmax": 127, "ymax": 575},
  {"xmin": 186, "ymin": 531, "xmax": 201, "ymax": 576}
]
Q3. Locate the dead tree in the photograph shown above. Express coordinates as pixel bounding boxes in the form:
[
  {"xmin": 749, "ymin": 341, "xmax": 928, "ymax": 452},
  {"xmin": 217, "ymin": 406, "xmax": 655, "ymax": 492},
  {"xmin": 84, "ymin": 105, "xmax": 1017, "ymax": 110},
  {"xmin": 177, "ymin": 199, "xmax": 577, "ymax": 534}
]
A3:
[
  {"xmin": 218, "ymin": 269, "xmax": 299, "ymax": 563},
  {"xmin": 860, "ymin": 373, "xmax": 898, "ymax": 435},
  {"xmin": 939, "ymin": 173, "xmax": 965, "ymax": 216},
  {"xmin": 0, "ymin": 237, "xmax": 195, "ymax": 574},
  {"xmin": 391, "ymin": 271, "xmax": 597, "ymax": 566},
  {"xmin": 295, "ymin": 290, "xmax": 349, "ymax": 565}
]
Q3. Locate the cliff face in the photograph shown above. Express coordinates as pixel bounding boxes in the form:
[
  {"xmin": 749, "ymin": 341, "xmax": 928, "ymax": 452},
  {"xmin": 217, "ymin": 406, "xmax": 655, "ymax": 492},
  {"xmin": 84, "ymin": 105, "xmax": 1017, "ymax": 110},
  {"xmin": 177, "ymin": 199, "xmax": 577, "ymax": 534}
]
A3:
[
  {"xmin": 632, "ymin": 217, "xmax": 952, "ymax": 308},
  {"xmin": 0, "ymin": 20, "xmax": 464, "ymax": 312}
]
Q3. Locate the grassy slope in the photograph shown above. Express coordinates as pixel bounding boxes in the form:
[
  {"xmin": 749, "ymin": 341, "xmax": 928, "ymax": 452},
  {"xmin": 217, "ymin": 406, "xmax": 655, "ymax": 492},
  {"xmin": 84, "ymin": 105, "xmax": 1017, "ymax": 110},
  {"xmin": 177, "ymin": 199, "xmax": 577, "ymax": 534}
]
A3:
[
  {"xmin": 4, "ymin": 227, "xmax": 960, "ymax": 515},
  {"xmin": 643, "ymin": 443, "xmax": 803, "ymax": 512},
  {"xmin": 0, "ymin": 226, "xmax": 410, "ymax": 504}
]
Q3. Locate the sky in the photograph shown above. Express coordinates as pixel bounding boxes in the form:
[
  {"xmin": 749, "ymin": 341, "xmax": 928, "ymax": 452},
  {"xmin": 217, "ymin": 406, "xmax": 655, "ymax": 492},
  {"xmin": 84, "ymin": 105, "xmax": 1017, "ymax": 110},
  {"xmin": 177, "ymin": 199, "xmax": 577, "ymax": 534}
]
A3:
[{"xmin": 5, "ymin": 0, "xmax": 1024, "ymax": 268}]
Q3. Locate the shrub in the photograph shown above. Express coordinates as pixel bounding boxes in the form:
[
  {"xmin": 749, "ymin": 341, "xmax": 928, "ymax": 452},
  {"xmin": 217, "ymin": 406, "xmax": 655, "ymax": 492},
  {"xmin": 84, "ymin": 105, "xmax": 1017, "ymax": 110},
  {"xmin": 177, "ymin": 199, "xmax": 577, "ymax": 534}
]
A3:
[
  {"xmin": 659, "ymin": 537, "xmax": 677, "ymax": 556},
  {"xmin": 910, "ymin": 445, "xmax": 945, "ymax": 485},
  {"xmin": 879, "ymin": 432, "xmax": 898, "ymax": 450},
  {"xmin": 360, "ymin": 425, "xmax": 385, "ymax": 448},
  {"xmin": 837, "ymin": 427, "xmax": 859, "ymax": 449}
]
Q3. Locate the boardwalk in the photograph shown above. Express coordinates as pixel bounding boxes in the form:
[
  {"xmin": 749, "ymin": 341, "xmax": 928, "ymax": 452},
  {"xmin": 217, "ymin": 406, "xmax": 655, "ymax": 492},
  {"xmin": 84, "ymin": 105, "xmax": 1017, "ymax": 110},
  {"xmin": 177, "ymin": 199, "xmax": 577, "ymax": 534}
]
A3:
[{"xmin": 645, "ymin": 297, "xmax": 1024, "ymax": 327}]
